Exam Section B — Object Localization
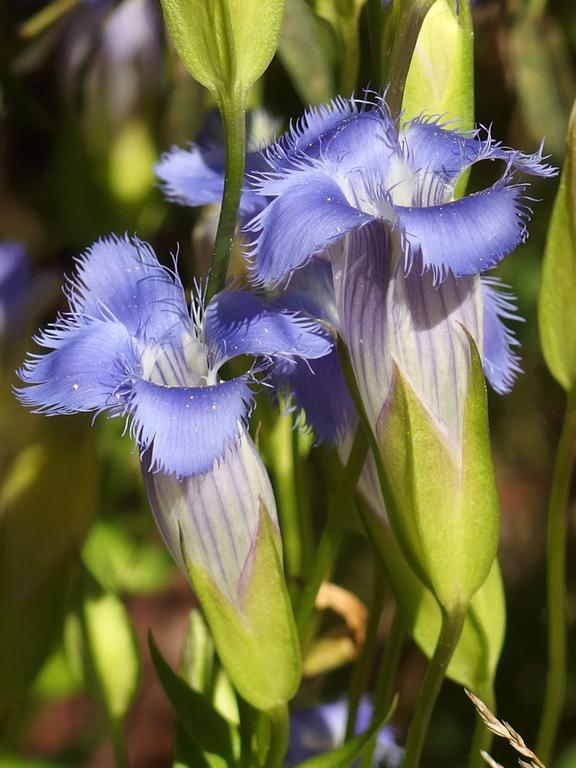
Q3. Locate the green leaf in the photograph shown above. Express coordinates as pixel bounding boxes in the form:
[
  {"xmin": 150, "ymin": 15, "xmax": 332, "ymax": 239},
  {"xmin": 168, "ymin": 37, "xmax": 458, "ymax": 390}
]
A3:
[
  {"xmin": 0, "ymin": 428, "xmax": 99, "ymax": 700},
  {"xmin": 539, "ymin": 102, "xmax": 576, "ymax": 391},
  {"xmin": 314, "ymin": 0, "xmax": 366, "ymax": 93},
  {"xmin": 174, "ymin": 723, "xmax": 212, "ymax": 768},
  {"xmin": 160, "ymin": 0, "xmax": 286, "ymax": 104},
  {"xmin": 82, "ymin": 519, "xmax": 172, "ymax": 596},
  {"xmin": 184, "ymin": 503, "xmax": 301, "ymax": 711},
  {"xmin": 278, "ymin": 0, "xmax": 335, "ymax": 105},
  {"xmin": 296, "ymin": 696, "xmax": 396, "ymax": 767},
  {"xmin": 149, "ymin": 632, "xmax": 235, "ymax": 764},
  {"xmin": 376, "ymin": 333, "xmax": 499, "ymax": 611},
  {"xmin": 366, "ymin": 520, "xmax": 505, "ymax": 693},
  {"xmin": 0, "ymin": 757, "xmax": 62, "ymax": 768},
  {"xmin": 403, "ymin": 0, "xmax": 474, "ymax": 127},
  {"xmin": 80, "ymin": 589, "xmax": 140, "ymax": 724}
]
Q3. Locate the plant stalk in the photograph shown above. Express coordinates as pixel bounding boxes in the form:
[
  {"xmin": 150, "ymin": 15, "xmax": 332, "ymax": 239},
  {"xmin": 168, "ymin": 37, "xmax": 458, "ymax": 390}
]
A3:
[
  {"xmin": 402, "ymin": 607, "xmax": 466, "ymax": 768},
  {"xmin": 536, "ymin": 386, "xmax": 576, "ymax": 762},
  {"xmin": 386, "ymin": 0, "xmax": 437, "ymax": 118},
  {"xmin": 265, "ymin": 705, "xmax": 290, "ymax": 768},
  {"xmin": 295, "ymin": 427, "xmax": 369, "ymax": 644},
  {"xmin": 206, "ymin": 100, "xmax": 246, "ymax": 300}
]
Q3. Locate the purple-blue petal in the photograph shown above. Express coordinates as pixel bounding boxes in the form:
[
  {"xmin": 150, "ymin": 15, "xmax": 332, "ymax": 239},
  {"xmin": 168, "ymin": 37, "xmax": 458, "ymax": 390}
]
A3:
[
  {"xmin": 68, "ymin": 235, "xmax": 188, "ymax": 343},
  {"xmin": 245, "ymin": 173, "xmax": 374, "ymax": 286},
  {"xmin": 205, "ymin": 290, "xmax": 333, "ymax": 365},
  {"xmin": 126, "ymin": 375, "xmax": 253, "ymax": 477},
  {"xmin": 481, "ymin": 277, "xmax": 522, "ymax": 394},
  {"xmin": 155, "ymin": 143, "xmax": 268, "ymax": 221},
  {"xmin": 276, "ymin": 351, "xmax": 356, "ymax": 444},
  {"xmin": 396, "ymin": 177, "xmax": 531, "ymax": 279},
  {"xmin": 402, "ymin": 119, "xmax": 557, "ymax": 187},
  {"xmin": 15, "ymin": 317, "xmax": 135, "ymax": 415}
]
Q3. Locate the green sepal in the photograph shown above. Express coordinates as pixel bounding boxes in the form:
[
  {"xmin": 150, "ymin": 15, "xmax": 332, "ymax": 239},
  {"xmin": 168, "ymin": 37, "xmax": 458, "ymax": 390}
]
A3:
[
  {"xmin": 539, "ymin": 101, "xmax": 576, "ymax": 391},
  {"xmin": 377, "ymin": 333, "xmax": 499, "ymax": 611},
  {"xmin": 366, "ymin": 519, "xmax": 505, "ymax": 694},
  {"xmin": 183, "ymin": 503, "xmax": 301, "ymax": 712},
  {"xmin": 160, "ymin": 0, "xmax": 286, "ymax": 104},
  {"xmin": 403, "ymin": 0, "xmax": 474, "ymax": 128},
  {"xmin": 149, "ymin": 633, "xmax": 234, "ymax": 765},
  {"xmin": 295, "ymin": 696, "xmax": 397, "ymax": 768}
]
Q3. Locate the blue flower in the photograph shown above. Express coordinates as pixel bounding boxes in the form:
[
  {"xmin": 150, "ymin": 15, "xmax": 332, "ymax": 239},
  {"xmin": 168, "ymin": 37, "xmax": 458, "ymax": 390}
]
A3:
[
  {"xmin": 15, "ymin": 234, "xmax": 333, "ymax": 479},
  {"xmin": 244, "ymin": 92, "xmax": 555, "ymax": 287},
  {"xmin": 285, "ymin": 697, "xmax": 403, "ymax": 767},
  {"xmin": 155, "ymin": 110, "xmax": 281, "ymax": 225},
  {"xmin": 0, "ymin": 242, "xmax": 29, "ymax": 336}
]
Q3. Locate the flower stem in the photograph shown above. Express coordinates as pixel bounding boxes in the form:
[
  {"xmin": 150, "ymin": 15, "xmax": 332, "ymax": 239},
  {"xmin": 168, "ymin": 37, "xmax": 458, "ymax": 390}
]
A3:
[
  {"xmin": 359, "ymin": 608, "xmax": 406, "ymax": 768},
  {"xmin": 295, "ymin": 427, "xmax": 369, "ymax": 644},
  {"xmin": 265, "ymin": 705, "xmax": 290, "ymax": 768},
  {"xmin": 536, "ymin": 386, "xmax": 576, "ymax": 763},
  {"xmin": 386, "ymin": 0, "xmax": 436, "ymax": 118},
  {"xmin": 206, "ymin": 100, "xmax": 246, "ymax": 300},
  {"xmin": 402, "ymin": 607, "xmax": 466, "ymax": 768},
  {"xmin": 345, "ymin": 575, "xmax": 386, "ymax": 740}
]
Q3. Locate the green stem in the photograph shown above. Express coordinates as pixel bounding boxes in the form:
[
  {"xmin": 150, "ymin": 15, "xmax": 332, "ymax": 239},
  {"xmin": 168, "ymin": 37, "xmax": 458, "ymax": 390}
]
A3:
[
  {"xmin": 536, "ymin": 387, "xmax": 576, "ymax": 763},
  {"xmin": 238, "ymin": 697, "xmax": 255, "ymax": 768},
  {"xmin": 402, "ymin": 607, "xmax": 466, "ymax": 768},
  {"xmin": 271, "ymin": 412, "xmax": 303, "ymax": 598},
  {"xmin": 295, "ymin": 427, "xmax": 369, "ymax": 644},
  {"xmin": 206, "ymin": 101, "xmax": 246, "ymax": 300},
  {"xmin": 386, "ymin": 0, "xmax": 437, "ymax": 118},
  {"xmin": 372, "ymin": 608, "xmax": 406, "ymax": 724},
  {"xmin": 345, "ymin": 576, "xmax": 386, "ymax": 740},
  {"xmin": 360, "ymin": 608, "xmax": 406, "ymax": 768},
  {"xmin": 265, "ymin": 705, "xmax": 290, "ymax": 768},
  {"xmin": 110, "ymin": 719, "xmax": 129, "ymax": 768}
]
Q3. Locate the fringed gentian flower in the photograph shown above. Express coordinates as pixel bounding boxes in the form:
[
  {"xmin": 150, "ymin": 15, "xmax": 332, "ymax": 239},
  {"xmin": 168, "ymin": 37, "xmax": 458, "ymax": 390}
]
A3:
[
  {"xmin": 245, "ymin": 92, "xmax": 555, "ymax": 287},
  {"xmin": 15, "ymin": 235, "xmax": 333, "ymax": 707},
  {"xmin": 285, "ymin": 697, "xmax": 403, "ymax": 767},
  {"xmin": 243, "ymin": 93, "xmax": 555, "ymax": 607}
]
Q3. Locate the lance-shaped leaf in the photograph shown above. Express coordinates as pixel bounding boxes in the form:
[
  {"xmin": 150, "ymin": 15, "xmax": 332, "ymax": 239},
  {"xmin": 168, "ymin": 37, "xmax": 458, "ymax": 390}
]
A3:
[
  {"xmin": 0, "ymin": 426, "xmax": 98, "ymax": 700},
  {"xmin": 402, "ymin": 0, "xmax": 474, "ymax": 128},
  {"xmin": 377, "ymin": 333, "xmax": 500, "ymax": 612},
  {"xmin": 160, "ymin": 0, "xmax": 286, "ymax": 103},
  {"xmin": 539, "ymin": 102, "xmax": 576, "ymax": 390},
  {"xmin": 144, "ymin": 433, "xmax": 301, "ymax": 711}
]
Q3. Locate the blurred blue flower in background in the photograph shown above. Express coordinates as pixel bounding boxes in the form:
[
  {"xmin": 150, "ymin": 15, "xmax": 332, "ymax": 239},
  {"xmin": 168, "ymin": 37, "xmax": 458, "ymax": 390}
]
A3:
[
  {"xmin": 285, "ymin": 697, "xmax": 403, "ymax": 767},
  {"xmin": 0, "ymin": 242, "xmax": 29, "ymax": 337}
]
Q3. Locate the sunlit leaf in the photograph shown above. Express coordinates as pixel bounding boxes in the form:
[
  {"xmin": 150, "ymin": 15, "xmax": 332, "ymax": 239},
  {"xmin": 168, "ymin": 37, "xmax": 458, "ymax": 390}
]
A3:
[{"xmin": 539, "ymin": 102, "xmax": 576, "ymax": 391}]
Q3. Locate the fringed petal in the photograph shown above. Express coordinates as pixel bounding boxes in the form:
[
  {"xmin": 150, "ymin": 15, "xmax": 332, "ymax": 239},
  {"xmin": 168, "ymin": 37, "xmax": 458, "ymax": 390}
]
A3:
[
  {"xmin": 15, "ymin": 317, "xmax": 135, "ymax": 415},
  {"xmin": 275, "ymin": 351, "xmax": 356, "ymax": 444},
  {"xmin": 402, "ymin": 118, "xmax": 557, "ymax": 189},
  {"xmin": 205, "ymin": 290, "xmax": 333, "ymax": 366},
  {"xmin": 245, "ymin": 172, "xmax": 375, "ymax": 286},
  {"xmin": 125, "ymin": 374, "xmax": 253, "ymax": 477},
  {"xmin": 396, "ymin": 176, "xmax": 532, "ymax": 280},
  {"xmin": 67, "ymin": 234, "xmax": 189, "ymax": 343},
  {"xmin": 481, "ymin": 277, "xmax": 523, "ymax": 394}
]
